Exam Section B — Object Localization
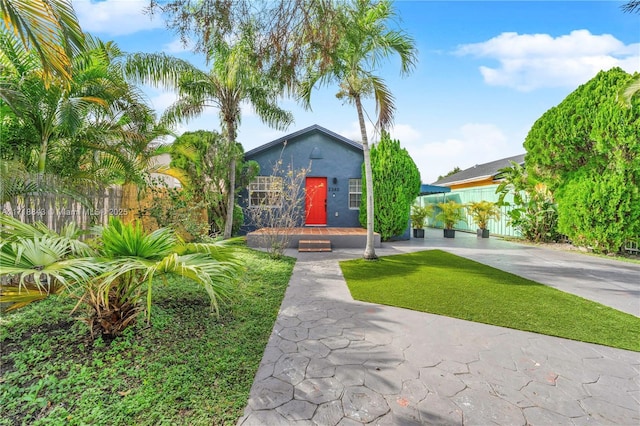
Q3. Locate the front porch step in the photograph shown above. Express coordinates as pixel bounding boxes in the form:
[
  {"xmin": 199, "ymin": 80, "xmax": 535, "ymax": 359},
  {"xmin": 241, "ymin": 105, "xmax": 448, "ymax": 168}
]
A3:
[{"xmin": 298, "ymin": 239, "xmax": 332, "ymax": 252}]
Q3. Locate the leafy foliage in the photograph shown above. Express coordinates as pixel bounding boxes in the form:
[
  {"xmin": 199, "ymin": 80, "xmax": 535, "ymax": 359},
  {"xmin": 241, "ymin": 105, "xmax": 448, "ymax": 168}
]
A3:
[
  {"xmin": 466, "ymin": 200, "xmax": 500, "ymax": 230},
  {"xmin": 359, "ymin": 131, "xmax": 421, "ymax": 240},
  {"xmin": 0, "ymin": 248, "xmax": 293, "ymax": 425},
  {"xmin": 168, "ymin": 130, "xmax": 257, "ymax": 236},
  {"xmin": 128, "ymin": 26, "xmax": 293, "ymax": 238},
  {"xmin": 556, "ymin": 169, "xmax": 640, "ymax": 253},
  {"xmin": 495, "ymin": 162, "xmax": 561, "ymax": 243},
  {"xmin": 0, "ymin": 0, "xmax": 85, "ymax": 85},
  {"xmin": 0, "ymin": 215, "xmax": 242, "ymax": 337},
  {"xmin": 523, "ymin": 68, "xmax": 639, "ymax": 251},
  {"xmin": 410, "ymin": 203, "xmax": 433, "ymax": 230},
  {"xmin": 138, "ymin": 176, "xmax": 210, "ymax": 240},
  {"xmin": 435, "ymin": 201, "xmax": 466, "ymax": 230}
]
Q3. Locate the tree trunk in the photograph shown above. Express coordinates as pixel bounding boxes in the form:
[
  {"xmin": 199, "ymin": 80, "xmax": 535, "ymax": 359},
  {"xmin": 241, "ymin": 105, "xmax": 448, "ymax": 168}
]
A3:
[
  {"xmin": 38, "ymin": 136, "xmax": 48, "ymax": 173},
  {"xmin": 354, "ymin": 95, "xmax": 377, "ymax": 260},
  {"xmin": 223, "ymin": 120, "xmax": 237, "ymax": 239}
]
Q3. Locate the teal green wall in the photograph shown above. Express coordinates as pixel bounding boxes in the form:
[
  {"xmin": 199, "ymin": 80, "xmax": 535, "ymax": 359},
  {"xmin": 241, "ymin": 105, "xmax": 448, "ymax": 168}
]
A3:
[{"xmin": 418, "ymin": 184, "xmax": 521, "ymax": 237}]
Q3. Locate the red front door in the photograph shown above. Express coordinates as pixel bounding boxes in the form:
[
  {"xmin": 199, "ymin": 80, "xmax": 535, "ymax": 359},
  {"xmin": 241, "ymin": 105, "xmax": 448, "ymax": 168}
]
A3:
[{"xmin": 306, "ymin": 177, "xmax": 327, "ymax": 225}]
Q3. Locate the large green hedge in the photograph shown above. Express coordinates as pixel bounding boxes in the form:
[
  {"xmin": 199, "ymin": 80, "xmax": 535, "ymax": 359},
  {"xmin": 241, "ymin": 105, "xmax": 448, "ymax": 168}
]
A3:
[
  {"xmin": 360, "ymin": 132, "xmax": 421, "ymax": 240},
  {"xmin": 524, "ymin": 68, "xmax": 640, "ymax": 252}
]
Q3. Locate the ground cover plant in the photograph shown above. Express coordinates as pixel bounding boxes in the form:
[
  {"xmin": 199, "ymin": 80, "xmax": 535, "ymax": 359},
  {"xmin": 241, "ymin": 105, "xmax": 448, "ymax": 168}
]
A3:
[
  {"xmin": 340, "ymin": 250, "xmax": 640, "ymax": 352},
  {"xmin": 0, "ymin": 247, "xmax": 294, "ymax": 425}
]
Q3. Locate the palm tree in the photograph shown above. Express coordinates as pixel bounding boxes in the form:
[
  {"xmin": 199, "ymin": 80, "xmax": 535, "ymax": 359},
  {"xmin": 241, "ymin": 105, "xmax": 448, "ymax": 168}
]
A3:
[
  {"xmin": 622, "ymin": 1, "xmax": 640, "ymax": 13},
  {"xmin": 75, "ymin": 217, "xmax": 241, "ymax": 337},
  {"xmin": 0, "ymin": 32, "xmax": 125, "ymax": 175},
  {"xmin": 127, "ymin": 28, "xmax": 293, "ymax": 238},
  {"xmin": 0, "ymin": 0, "xmax": 85, "ymax": 86},
  {"xmin": 619, "ymin": 74, "xmax": 639, "ymax": 108},
  {"xmin": 0, "ymin": 213, "xmax": 241, "ymax": 337},
  {"xmin": 300, "ymin": 0, "xmax": 417, "ymax": 259}
]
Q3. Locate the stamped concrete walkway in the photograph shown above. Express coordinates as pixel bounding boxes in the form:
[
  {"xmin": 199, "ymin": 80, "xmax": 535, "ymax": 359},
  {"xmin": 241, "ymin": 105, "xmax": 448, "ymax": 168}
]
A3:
[{"xmin": 238, "ymin": 230, "xmax": 640, "ymax": 425}]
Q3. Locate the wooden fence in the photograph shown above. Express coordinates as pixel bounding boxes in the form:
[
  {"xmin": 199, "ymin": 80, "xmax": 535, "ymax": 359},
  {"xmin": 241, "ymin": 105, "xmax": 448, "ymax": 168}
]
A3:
[{"xmin": 2, "ymin": 186, "xmax": 123, "ymax": 232}]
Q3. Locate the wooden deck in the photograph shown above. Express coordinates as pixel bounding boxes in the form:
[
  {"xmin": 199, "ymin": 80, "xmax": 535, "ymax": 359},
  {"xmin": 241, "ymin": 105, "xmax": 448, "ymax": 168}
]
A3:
[{"xmin": 246, "ymin": 227, "xmax": 381, "ymax": 249}]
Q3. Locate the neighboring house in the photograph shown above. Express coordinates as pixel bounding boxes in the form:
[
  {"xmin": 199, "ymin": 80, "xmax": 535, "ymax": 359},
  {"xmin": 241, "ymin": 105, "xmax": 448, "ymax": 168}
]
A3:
[
  {"xmin": 419, "ymin": 153, "xmax": 525, "ymax": 236},
  {"xmin": 239, "ymin": 124, "xmax": 365, "ymax": 233}
]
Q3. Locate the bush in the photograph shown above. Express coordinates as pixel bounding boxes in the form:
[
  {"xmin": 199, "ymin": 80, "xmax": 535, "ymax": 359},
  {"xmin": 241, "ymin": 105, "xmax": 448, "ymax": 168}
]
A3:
[
  {"xmin": 360, "ymin": 132, "xmax": 421, "ymax": 240},
  {"xmin": 557, "ymin": 169, "xmax": 640, "ymax": 253}
]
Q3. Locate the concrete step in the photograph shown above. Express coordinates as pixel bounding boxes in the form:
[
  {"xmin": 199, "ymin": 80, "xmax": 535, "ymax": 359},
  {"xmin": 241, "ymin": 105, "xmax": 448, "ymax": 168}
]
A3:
[{"xmin": 298, "ymin": 239, "xmax": 332, "ymax": 252}]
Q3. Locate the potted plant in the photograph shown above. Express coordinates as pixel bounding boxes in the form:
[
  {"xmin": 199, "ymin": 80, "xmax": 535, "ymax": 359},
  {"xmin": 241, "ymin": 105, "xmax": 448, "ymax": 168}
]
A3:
[
  {"xmin": 410, "ymin": 203, "xmax": 433, "ymax": 238},
  {"xmin": 467, "ymin": 200, "xmax": 501, "ymax": 238},
  {"xmin": 435, "ymin": 200, "xmax": 466, "ymax": 238}
]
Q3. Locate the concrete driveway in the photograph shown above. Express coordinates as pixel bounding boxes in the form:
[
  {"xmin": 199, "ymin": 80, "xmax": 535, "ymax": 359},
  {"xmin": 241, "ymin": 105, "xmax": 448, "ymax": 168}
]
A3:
[{"xmin": 238, "ymin": 229, "xmax": 640, "ymax": 425}]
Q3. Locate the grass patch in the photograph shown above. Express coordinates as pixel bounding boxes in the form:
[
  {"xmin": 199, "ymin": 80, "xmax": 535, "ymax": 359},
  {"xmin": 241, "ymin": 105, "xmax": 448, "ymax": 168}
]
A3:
[
  {"xmin": 0, "ymin": 247, "xmax": 294, "ymax": 425},
  {"xmin": 340, "ymin": 249, "xmax": 640, "ymax": 352}
]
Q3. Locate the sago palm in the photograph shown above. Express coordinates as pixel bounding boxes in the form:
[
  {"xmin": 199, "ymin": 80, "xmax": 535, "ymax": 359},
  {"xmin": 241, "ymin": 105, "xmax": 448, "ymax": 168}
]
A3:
[
  {"xmin": 72, "ymin": 217, "xmax": 241, "ymax": 337},
  {"xmin": 0, "ymin": 213, "xmax": 100, "ymax": 309},
  {"xmin": 300, "ymin": 0, "xmax": 417, "ymax": 259}
]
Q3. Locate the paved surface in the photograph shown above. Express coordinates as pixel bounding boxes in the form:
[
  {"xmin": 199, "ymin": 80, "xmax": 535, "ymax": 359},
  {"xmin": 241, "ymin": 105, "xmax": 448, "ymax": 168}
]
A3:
[{"xmin": 238, "ymin": 230, "xmax": 640, "ymax": 425}]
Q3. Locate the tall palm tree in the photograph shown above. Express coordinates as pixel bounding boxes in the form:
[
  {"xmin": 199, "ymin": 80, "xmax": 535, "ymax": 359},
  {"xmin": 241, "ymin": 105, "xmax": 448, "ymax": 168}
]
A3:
[
  {"xmin": 0, "ymin": 0, "xmax": 85, "ymax": 86},
  {"xmin": 127, "ymin": 28, "xmax": 293, "ymax": 238},
  {"xmin": 0, "ymin": 32, "xmax": 122, "ymax": 175},
  {"xmin": 300, "ymin": 0, "xmax": 417, "ymax": 259}
]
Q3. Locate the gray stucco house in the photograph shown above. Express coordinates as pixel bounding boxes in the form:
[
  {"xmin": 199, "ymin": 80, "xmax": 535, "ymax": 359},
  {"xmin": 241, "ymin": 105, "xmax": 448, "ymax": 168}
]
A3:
[{"xmin": 239, "ymin": 124, "xmax": 364, "ymax": 233}]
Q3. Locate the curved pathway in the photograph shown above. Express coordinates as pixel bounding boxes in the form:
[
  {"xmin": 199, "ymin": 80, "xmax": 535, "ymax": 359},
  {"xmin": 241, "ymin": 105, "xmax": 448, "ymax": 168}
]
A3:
[{"xmin": 238, "ymin": 230, "xmax": 640, "ymax": 425}]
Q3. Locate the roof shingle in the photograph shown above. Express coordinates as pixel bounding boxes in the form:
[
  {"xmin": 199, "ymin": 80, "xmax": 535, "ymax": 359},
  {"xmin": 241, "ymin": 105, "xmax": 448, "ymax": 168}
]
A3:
[{"xmin": 432, "ymin": 153, "xmax": 525, "ymax": 186}]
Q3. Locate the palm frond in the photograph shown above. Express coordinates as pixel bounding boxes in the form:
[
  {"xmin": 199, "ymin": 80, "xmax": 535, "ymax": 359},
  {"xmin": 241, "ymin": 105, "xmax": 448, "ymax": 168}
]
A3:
[
  {"xmin": 370, "ymin": 75, "xmax": 395, "ymax": 130},
  {"xmin": 98, "ymin": 217, "xmax": 176, "ymax": 259},
  {"xmin": 0, "ymin": 237, "xmax": 103, "ymax": 292},
  {"xmin": 124, "ymin": 52, "xmax": 199, "ymax": 89},
  {"xmin": 0, "ymin": 0, "xmax": 85, "ymax": 84},
  {"xmin": 618, "ymin": 74, "xmax": 640, "ymax": 108}
]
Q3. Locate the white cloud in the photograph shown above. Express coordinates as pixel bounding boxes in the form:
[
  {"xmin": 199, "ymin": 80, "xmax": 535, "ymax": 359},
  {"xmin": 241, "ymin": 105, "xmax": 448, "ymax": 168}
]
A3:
[
  {"xmin": 407, "ymin": 123, "xmax": 522, "ymax": 184},
  {"xmin": 457, "ymin": 30, "xmax": 640, "ymax": 91},
  {"xmin": 163, "ymin": 38, "xmax": 194, "ymax": 54},
  {"xmin": 73, "ymin": 0, "xmax": 164, "ymax": 36},
  {"xmin": 389, "ymin": 124, "xmax": 422, "ymax": 144},
  {"xmin": 148, "ymin": 91, "xmax": 178, "ymax": 113}
]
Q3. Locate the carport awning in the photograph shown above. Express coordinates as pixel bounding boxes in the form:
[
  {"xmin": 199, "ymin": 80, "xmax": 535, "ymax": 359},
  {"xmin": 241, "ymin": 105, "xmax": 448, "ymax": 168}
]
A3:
[{"xmin": 420, "ymin": 184, "xmax": 451, "ymax": 195}]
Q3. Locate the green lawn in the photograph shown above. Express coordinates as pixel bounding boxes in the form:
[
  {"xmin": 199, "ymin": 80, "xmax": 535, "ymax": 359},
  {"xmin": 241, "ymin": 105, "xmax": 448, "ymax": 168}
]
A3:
[
  {"xmin": 340, "ymin": 249, "xmax": 640, "ymax": 352},
  {"xmin": 0, "ymin": 247, "xmax": 294, "ymax": 426}
]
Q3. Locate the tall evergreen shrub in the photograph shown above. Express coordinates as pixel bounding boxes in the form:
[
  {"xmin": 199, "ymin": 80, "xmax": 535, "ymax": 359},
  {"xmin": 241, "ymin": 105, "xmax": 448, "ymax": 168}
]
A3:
[
  {"xmin": 524, "ymin": 68, "xmax": 640, "ymax": 252},
  {"xmin": 359, "ymin": 132, "xmax": 421, "ymax": 240}
]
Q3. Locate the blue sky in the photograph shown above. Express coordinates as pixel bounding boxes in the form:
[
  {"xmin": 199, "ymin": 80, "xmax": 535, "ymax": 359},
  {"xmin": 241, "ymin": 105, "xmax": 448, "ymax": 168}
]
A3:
[{"xmin": 72, "ymin": 0, "xmax": 640, "ymax": 183}]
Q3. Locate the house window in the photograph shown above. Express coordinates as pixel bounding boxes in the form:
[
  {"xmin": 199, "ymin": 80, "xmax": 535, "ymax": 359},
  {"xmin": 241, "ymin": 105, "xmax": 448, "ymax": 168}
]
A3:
[
  {"xmin": 349, "ymin": 178, "xmax": 362, "ymax": 209},
  {"xmin": 248, "ymin": 176, "xmax": 283, "ymax": 207}
]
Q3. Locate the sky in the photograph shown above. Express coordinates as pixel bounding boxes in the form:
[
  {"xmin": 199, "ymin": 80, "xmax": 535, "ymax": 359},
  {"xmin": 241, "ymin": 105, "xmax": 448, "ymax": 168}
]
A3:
[{"xmin": 72, "ymin": 0, "xmax": 640, "ymax": 183}]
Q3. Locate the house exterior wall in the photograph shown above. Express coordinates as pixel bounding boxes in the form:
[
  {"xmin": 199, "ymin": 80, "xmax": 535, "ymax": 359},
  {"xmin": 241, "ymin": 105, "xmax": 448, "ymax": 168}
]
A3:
[
  {"xmin": 418, "ymin": 184, "xmax": 521, "ymax": 237},
  {"xmin": 239, "ymin": 128, "xmax": 364, "ymax": 233}
]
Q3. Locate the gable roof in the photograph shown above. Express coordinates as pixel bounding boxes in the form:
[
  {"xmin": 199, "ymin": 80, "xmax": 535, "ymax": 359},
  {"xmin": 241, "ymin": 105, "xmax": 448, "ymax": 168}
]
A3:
[
  {"xmin": 245, "ymin": 124, "xmax": 363, "ymax": 158},
  {"xmin": 432, "ymin": 153, "xmax": 525, "ymax": 186}
]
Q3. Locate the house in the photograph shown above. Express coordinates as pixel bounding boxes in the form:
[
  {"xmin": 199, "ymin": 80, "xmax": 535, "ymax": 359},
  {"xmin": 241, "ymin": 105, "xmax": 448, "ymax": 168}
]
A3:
[
  {"xmin": 419, "ymin": 153, "xmax": 525, "ymax": 236},
  {"xmin": 432, "ymin": 154, "xmax": 525, "ymax": 190},
  {"xmin": 239, "ymin": 124, "xmax": 365, "ymax": 233}
]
